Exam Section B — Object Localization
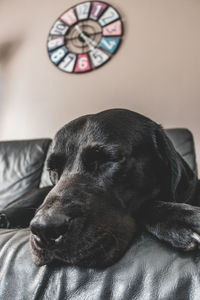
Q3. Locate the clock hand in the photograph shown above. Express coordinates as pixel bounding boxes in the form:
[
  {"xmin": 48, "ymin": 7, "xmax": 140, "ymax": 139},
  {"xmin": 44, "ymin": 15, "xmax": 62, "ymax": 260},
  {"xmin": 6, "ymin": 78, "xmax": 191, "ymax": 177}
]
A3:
[
  {"xmin": 66, "ymin": 32, "xmax": 102, "ymax": 41},
  {"xmin": 75, "ymin": 25, "xmax": 97, "ymax": 50}
]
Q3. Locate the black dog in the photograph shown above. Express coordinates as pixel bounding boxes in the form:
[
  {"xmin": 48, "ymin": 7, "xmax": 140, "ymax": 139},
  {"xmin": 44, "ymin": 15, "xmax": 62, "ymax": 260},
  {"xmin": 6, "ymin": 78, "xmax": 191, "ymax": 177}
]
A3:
[{"xmin": 1, "ymin": 109, "xmax": 200, "ymax": 268}]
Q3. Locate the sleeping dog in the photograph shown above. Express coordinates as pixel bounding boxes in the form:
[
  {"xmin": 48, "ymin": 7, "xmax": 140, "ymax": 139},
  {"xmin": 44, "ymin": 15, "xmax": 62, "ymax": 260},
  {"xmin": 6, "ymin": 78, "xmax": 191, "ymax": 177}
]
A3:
[{"xmin": 1, "ymin": 109, "xmax": 200, "ymax": 268}]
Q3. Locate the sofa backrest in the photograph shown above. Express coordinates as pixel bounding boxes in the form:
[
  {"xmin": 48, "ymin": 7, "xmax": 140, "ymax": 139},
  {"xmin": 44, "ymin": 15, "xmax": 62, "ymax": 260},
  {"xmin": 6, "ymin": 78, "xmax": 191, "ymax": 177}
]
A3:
[
  {"xmin": 166, "ymin": 128, "xmax": 198, "ymax": 176},
  {"xmin": 0, "ymin": 129, "xmax": 197, "ymax": 209},
  {"xmin": 0, "ymin": 139, "xmax": 51, "ymax": 209}
]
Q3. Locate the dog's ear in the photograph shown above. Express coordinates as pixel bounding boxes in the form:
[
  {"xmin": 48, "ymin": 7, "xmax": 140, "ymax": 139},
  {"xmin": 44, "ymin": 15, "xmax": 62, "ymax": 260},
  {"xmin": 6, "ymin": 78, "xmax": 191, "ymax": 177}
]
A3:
[{"xmin": 152, "ymin": 125, "xmax": 197, "ymax": 203}]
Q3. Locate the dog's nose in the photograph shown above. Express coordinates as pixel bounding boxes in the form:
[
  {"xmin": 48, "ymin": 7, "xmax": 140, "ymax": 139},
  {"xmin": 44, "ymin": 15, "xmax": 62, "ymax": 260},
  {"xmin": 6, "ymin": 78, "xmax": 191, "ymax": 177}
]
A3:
[{"xmin": 30, "ymin": 215, "xmax": 71, "ymax": 248}]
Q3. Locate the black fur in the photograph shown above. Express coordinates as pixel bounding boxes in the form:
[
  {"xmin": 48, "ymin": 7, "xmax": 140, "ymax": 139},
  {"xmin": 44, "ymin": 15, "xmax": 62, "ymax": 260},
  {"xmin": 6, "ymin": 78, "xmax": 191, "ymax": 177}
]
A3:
[{"xmin": 1, "ymin": 109, "xmax": 200, "ymax": 268}]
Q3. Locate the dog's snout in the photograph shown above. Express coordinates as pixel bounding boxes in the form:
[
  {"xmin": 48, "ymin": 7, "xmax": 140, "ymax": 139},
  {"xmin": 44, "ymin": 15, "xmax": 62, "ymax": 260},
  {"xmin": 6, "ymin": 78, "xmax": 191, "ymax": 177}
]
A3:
[{"xmin": 30, "ymin": 215, "xmax": 71, "ymax": 248}]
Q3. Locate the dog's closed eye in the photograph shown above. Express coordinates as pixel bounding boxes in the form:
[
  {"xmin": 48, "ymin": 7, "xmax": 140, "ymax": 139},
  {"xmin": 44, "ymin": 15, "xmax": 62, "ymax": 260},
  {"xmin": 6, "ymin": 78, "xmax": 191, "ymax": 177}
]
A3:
[
  {"xmin": 82, "ymin": 145, "xmax": 123, "ymax": 173},
  {"xmin": 82, "ymin": 146, "xmax": 110, "ymax": 171},
  {"xmin": 47, "ymin": 153, "xmax": 65, "ymax": 184}
]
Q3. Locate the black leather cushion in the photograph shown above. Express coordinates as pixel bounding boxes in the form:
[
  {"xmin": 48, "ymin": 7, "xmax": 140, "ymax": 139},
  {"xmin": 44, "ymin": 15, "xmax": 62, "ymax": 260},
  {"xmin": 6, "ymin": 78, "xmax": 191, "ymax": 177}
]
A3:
[
  {"xmin": 40, "ymin": 143, "xmax": 53, "ymax": 188},
  {"xmin": 0, "ymin": 229, "xmax": 200, "ymax": 300},
  {"xmin": 0, "ymin": 139, "xmax": 51, "ymax": 210}
]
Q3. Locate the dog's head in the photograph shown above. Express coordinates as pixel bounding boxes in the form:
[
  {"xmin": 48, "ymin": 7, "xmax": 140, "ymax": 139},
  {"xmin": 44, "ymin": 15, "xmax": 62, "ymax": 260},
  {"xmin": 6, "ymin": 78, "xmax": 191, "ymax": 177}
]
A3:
[{"xmin": 30, "ymin": 109, "xmax": 197, "ymax": 268}]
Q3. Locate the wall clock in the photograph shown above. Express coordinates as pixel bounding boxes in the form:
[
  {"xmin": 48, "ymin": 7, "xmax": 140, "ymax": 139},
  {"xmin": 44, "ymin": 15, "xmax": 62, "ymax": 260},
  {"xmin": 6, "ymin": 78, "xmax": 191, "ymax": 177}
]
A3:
[{"xmin": 47, "ymin": 1, "xmax": 124, "ymax": 74}]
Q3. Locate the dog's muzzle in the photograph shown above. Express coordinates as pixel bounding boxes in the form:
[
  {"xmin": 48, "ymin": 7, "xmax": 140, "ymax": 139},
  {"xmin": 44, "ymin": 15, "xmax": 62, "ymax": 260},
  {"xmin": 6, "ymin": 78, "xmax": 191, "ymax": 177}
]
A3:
[{"xmin": 29, "ymin": 176, "xmax": 137, "ymax": 268}]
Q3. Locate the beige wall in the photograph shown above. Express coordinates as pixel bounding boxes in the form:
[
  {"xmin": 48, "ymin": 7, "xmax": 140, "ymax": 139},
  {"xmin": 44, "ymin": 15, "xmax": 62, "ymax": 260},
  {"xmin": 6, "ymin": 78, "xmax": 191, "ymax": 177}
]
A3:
[{"xmin": 0, "ymin": 0, "xmax": 200, "ymax": 172}]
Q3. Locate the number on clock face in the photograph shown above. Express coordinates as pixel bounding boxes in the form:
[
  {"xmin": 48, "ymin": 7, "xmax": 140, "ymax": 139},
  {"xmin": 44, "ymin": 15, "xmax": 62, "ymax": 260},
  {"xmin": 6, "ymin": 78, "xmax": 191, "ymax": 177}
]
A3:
[
  {"xmin": 75, "ymin": 54, "xmax": 91, "ymax": 72},
  {"xmin": 90, "ymin": 2, "xmax": 107, "ymax": 20},
  {"xmin": 50, "ymin": 21, "xmax": 69, "ymax": 35},
  {"xmin": 76, "ymin": 2, "xmax": 91, "ymax": 20},
  {"xmin": 103, "ymin": 20, "xmax": 122, "ymax": 36},
  {"xmin": 61, "ymin": 9, "xmax": 77, "ymax": 25},
  {"xmin": 89, "ymin": 49, "xmax": 109, "ymax": 67},
  {"xmin": 48, "ymin": 37, "xmax": 64, "ymax": 51},
  {"xmin": 99, "ymin": 37, "xmax": 120, "ymax": 53},
  {"xmin": 50, "ymin": 47, "xmax": 68, "ymax": 65},
  {"xmin": 59, "ymin": 53, "xmax": 77, "ymax": 72},
  {"xmin": 98, "ymin": 7, "xmax": 119, "ymax": 26},
  {"xmin": 47, "ymin": 1, "xmax": 123, "ymax": 74}
]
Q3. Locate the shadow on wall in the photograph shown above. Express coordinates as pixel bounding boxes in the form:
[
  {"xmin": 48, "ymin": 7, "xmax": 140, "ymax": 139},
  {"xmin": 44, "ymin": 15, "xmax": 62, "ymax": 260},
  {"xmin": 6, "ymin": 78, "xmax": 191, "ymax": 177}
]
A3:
[
  {"xmin": 0, "ymin": 72, "xmax": 4, "ymax": 133},
  {"xmin": 0, "ymin": 39, "xmax": 23, "ymax": 133}
]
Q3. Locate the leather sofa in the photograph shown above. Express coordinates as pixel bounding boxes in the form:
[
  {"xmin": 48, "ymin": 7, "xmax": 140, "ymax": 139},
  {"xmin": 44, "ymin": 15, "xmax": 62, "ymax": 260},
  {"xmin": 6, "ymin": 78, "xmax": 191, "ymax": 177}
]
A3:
[{"xmin": 0, "ymin": 129, "xmax": 199, "ymax": 300}]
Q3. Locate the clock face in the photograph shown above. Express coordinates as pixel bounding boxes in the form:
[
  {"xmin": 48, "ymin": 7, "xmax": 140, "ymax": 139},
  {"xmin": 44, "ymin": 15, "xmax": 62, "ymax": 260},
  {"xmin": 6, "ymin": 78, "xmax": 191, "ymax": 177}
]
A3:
[{"xmin": 47, "ymin": 1, "xmax": 124, "ymax": 74}]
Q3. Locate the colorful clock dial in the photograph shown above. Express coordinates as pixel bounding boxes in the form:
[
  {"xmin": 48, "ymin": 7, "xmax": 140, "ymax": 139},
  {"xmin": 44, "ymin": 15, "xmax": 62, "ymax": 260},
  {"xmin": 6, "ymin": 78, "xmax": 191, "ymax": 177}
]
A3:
[{"xmin": 47, "ymin": 1, "xmax": 124, "ymax": 74}]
